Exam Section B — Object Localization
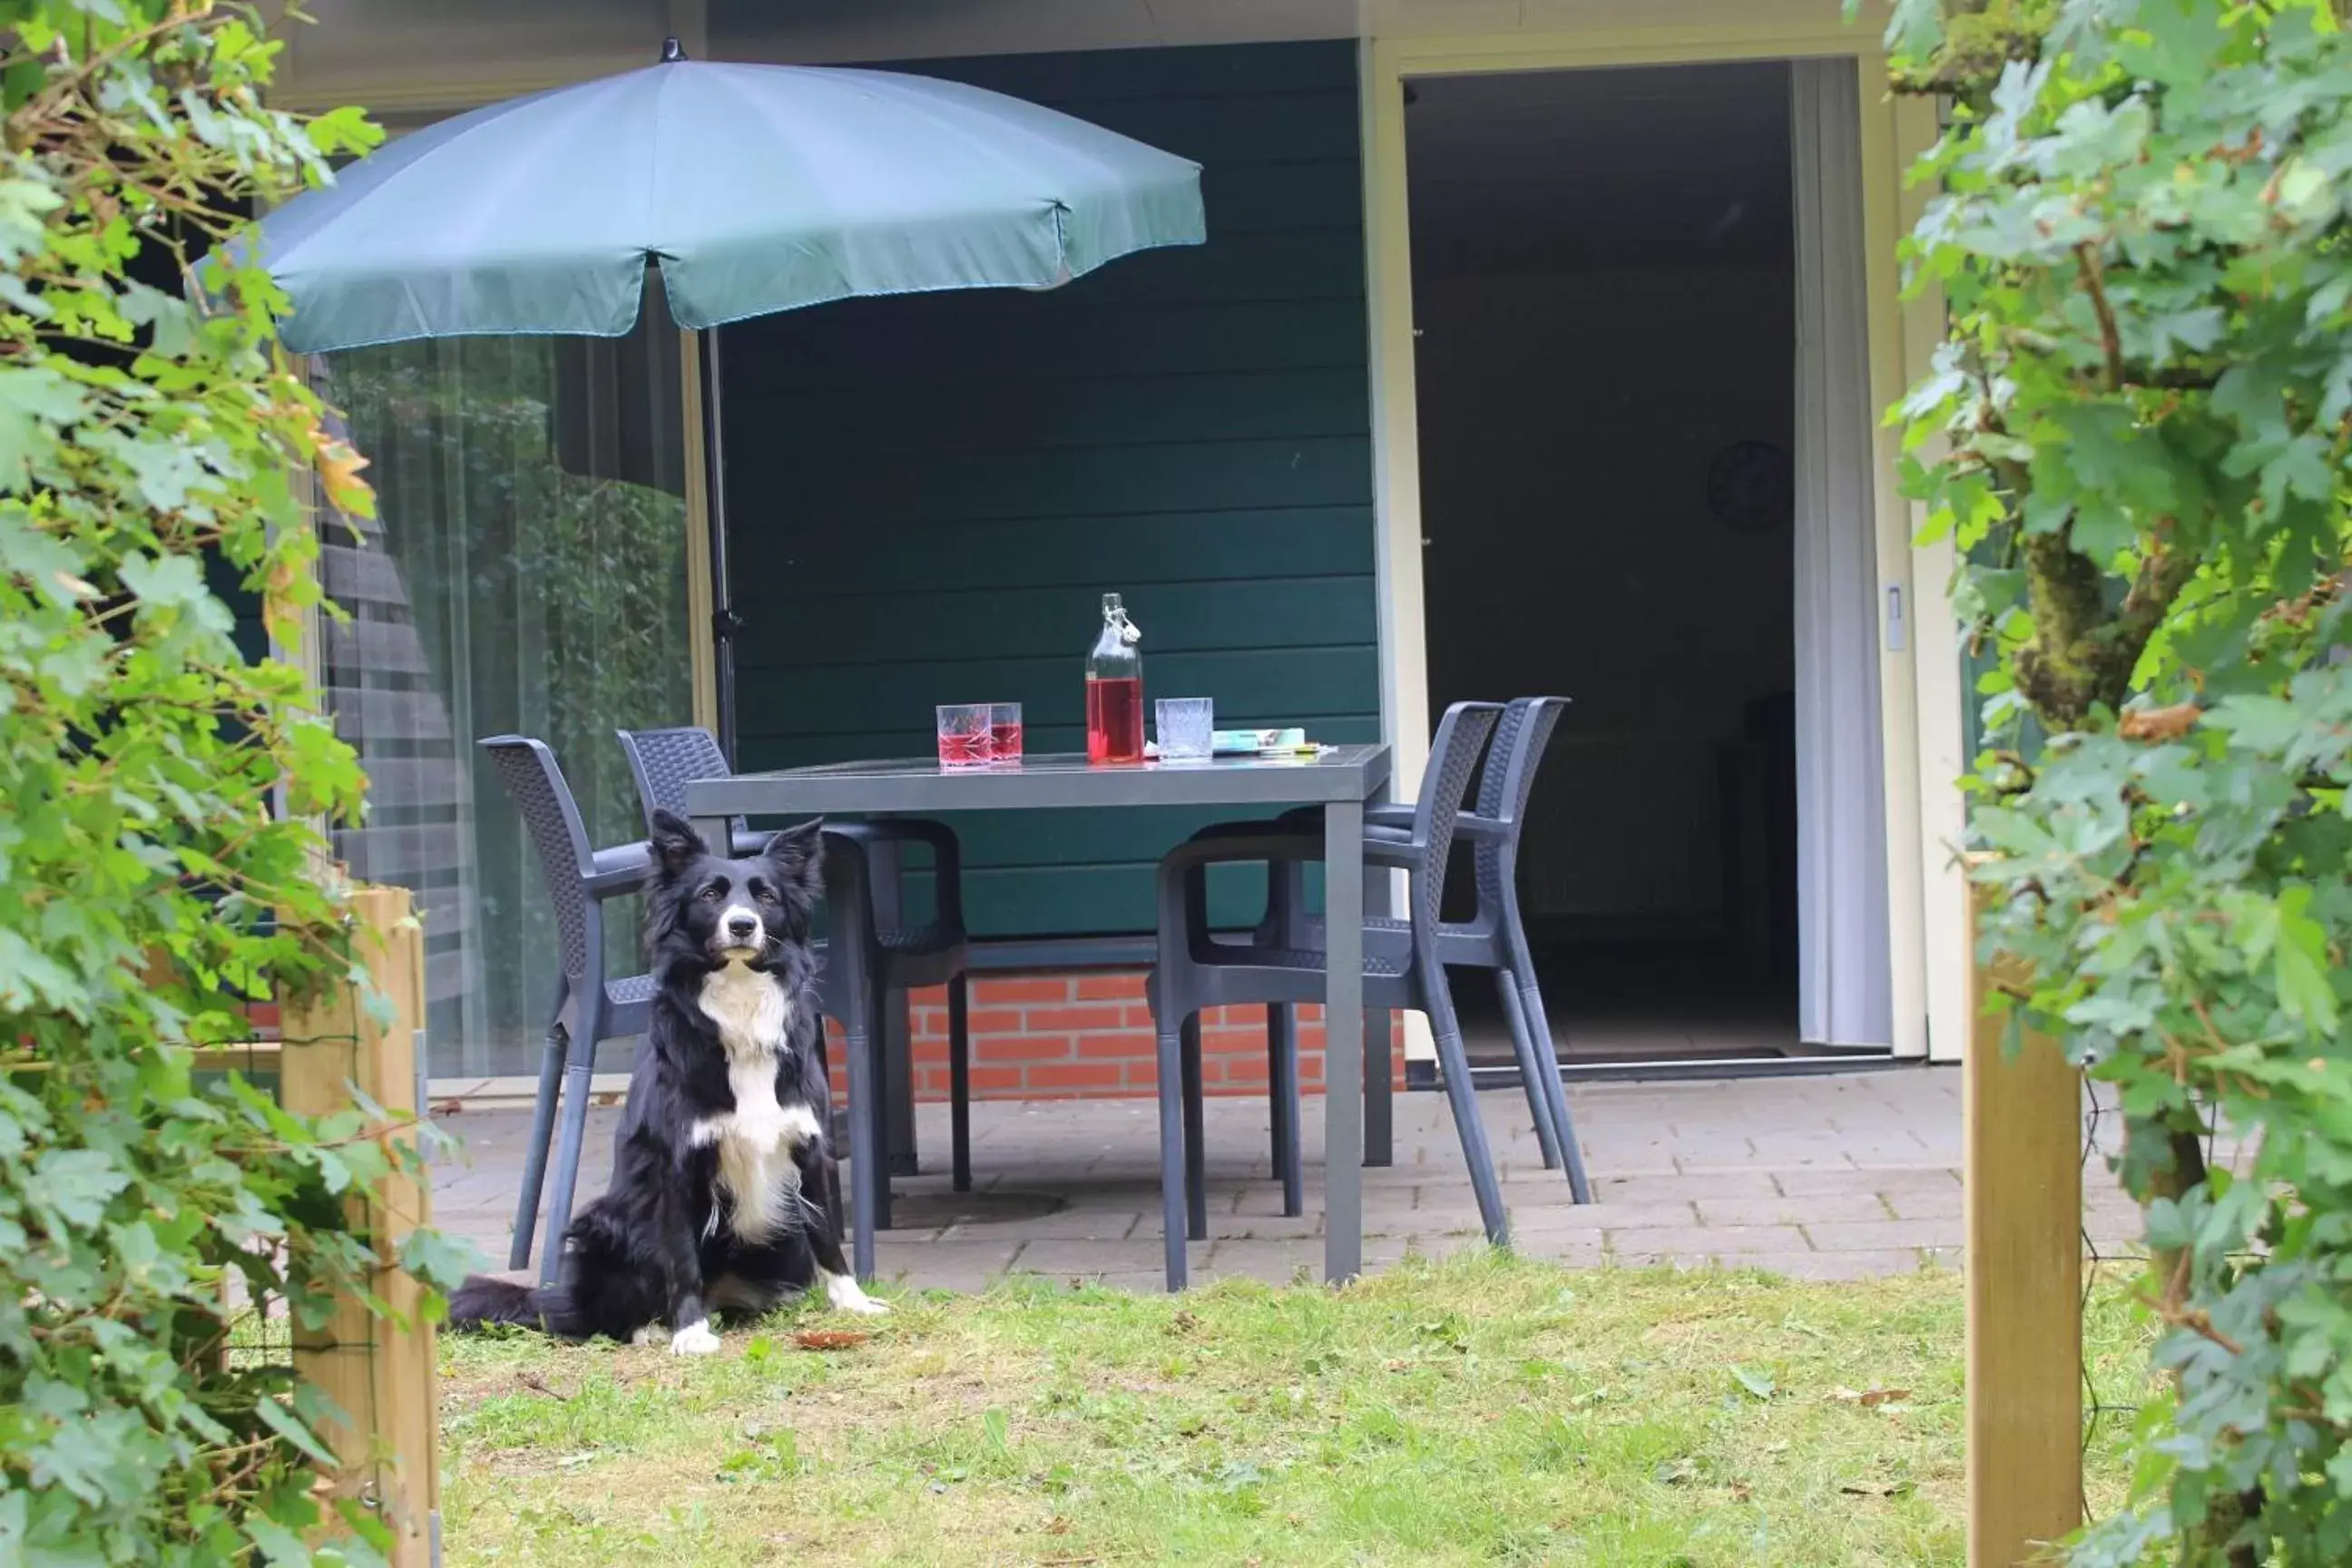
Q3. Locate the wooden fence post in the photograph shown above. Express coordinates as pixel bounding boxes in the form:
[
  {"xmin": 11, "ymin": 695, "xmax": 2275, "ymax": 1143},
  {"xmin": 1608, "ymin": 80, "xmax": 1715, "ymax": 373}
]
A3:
[
  {"xmin": 1966, "ymin": 875, "xmax": 2084, "ymax": 1566},
  {"xmin": 279, "ymin": 884, "xmax": 439, "ymax": 1568}
]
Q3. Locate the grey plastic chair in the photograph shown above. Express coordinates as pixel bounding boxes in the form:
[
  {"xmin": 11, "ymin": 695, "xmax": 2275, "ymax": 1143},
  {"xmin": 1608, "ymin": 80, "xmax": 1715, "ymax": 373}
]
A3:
[
  {"xmin": 1229, "ymin": 697, "xmax": 1590, "ymax": 1206},
  {"xmin": 1447, "ymin": 697, "xmax": 1585, "ymax": 1200},
  {"xmin": 477, "ymin": 736, "xmax": 655, "ymax": 1286},
  {"xmin": 615, "ymin": 726, "xmax": 975, "ymax": 1277},
  {"xmin": 1146, "ymin": 701, "xmax": 1505, "ymax": 1290}
]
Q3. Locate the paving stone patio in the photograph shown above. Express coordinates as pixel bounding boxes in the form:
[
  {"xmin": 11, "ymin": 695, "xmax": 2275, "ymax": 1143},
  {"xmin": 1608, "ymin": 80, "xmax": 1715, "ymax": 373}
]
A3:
[{"xmin": 429, "ymin": 1066, "xmax": 2151, "ymax": 1292}]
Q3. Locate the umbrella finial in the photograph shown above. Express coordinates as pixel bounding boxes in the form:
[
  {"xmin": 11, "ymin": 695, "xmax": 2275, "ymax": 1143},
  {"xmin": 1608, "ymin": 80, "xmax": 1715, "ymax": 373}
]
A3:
[{"xmin": 661, "ymin": 36, "xmax": 687, "ymax": 63}]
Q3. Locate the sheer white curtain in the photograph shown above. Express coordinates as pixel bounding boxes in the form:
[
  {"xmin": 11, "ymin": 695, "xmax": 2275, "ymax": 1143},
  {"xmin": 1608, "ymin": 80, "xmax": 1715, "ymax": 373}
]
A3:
[
  {"xmin": 319, "ymin": 324, "xmax": 693, "ymax": 1080},
  {"xmin": 1790, "ymin": 58, "xmax": 1894, "ymax": 1048}
]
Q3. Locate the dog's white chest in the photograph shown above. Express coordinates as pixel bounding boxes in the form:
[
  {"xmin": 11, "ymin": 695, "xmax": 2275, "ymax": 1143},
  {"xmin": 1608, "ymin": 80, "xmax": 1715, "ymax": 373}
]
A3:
[{"xmin": 691, "ymin": 966, "xmax": 820, "ymax": 1243}]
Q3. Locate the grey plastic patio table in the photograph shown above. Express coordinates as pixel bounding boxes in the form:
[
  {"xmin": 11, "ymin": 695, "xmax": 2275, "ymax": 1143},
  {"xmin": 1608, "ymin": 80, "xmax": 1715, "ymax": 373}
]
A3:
[{"xmin": 683, "ymin": 744, "xmax": 1394, "ymax": 1286}]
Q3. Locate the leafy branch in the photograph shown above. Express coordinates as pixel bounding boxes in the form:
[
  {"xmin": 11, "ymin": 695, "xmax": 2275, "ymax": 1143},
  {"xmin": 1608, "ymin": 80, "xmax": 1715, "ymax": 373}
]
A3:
[
  {"xmin": 0, "ymin": 4, "xmax": 434, "ymax": 1563},
  {"xmin": 1884, "ymin": 0, "xmax": 2352, "ymax": 1561}
]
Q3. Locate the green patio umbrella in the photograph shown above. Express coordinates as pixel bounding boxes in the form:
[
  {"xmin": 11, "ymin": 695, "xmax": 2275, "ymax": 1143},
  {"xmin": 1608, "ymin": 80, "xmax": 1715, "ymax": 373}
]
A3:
[{"xmin": 239, "ymin": 41, "xmax": 1204, "ymax": 354}]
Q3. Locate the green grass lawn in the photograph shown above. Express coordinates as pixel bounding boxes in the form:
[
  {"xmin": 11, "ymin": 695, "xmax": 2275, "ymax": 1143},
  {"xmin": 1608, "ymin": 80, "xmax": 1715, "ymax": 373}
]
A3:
[{"xmin": 439, "ymin": 1252, "xmax": 2151, "ymax": 1567}]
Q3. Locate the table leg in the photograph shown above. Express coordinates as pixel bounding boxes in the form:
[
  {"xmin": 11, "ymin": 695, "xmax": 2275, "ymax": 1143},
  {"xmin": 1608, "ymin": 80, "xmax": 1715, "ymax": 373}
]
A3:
[{"xmin": 1322, "ymin": 798, "xmax": 1364, "ymax": 1284}]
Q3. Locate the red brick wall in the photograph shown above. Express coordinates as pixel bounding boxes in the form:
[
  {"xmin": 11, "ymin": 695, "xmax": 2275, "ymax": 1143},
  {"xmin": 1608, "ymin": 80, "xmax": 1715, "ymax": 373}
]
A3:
[{"xmin": 824, "ymin": 972, "xmax": 1406, "ymax": 1102}]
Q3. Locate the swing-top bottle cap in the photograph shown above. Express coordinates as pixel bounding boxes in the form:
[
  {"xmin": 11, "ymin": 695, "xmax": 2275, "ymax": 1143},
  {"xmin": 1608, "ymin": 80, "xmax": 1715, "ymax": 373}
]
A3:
[{"xmin": 1100, "ymin": 593, "xmax": 1140, "ymax": 642}]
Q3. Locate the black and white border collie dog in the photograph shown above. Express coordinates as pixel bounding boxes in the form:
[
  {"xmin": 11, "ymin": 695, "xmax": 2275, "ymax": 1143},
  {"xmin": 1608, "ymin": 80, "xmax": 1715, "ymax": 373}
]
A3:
[{"xmin": 449, "ymin": 809, "xmax": 886, "ymax": 1354}]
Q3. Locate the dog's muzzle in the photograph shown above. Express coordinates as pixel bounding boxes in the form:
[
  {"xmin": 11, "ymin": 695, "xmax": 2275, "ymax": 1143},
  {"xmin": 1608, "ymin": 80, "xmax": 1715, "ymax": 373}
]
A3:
[{"xmin": 714, "ymin": 904, "xmax": 768, "ymax": 958}]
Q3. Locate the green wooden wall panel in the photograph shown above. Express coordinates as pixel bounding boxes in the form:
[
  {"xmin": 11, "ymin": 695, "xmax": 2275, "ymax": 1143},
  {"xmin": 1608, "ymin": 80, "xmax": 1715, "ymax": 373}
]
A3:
[
  {"xmin": 721, "ymin": 40, "xmax": 1373, "ymax": 937},
  {"xmin": 743, "ymin": 507, "xmax": 1374, "ymax": 594},
  {"xmin": 735, "ymin": 361, "xmax": 1369, "ymax": 456},
  {"xmin": 1032, "ymin": 92, "xmax": 1363, "ymax": 167},
  {"xmin": 743, "ymin": 579, "xmax": 1376, "ymax": 666},
  {"xmin": 724, "ymin": 296, "xmax": 1367, "ymax": 386},
  {"xmin": 775, "ymin": 436, "xmax": 1368, "ymax": 526},
  {"xmin": 1062, "ymin": 231, "xmax": 1368, "ymax": 309}
]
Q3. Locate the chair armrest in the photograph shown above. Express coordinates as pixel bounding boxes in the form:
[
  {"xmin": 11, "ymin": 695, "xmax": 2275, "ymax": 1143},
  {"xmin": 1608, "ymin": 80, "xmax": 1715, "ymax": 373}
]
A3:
[
  {"xmin": 1452, "ymin": 814, "xmax": 1507, "ymax": 842},
  {"xmin": 1157, "ymin": 832, "xmax": 1327, "ymax": 881},
  {"xmin": 1193, "ymin": 814, "xmax": 1414, "ymax": 847},
  {"xmin": 1161, "ymin": 831, "xmax": 1425, "ymax": 879},
  {"xmin": 1269, "ymin": 801, "xmax": 1413, "ymax": 832},
  {"xmin": 584, "ymin": 841, "xmax": 652, "ymax": 899}
]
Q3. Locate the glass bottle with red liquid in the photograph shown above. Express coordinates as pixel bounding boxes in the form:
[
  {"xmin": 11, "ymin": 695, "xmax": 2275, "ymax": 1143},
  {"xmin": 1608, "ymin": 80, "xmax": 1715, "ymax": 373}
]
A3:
[{"xmin": 1084, "ymin": 593, "xmax": 1144, "ymax": 764}]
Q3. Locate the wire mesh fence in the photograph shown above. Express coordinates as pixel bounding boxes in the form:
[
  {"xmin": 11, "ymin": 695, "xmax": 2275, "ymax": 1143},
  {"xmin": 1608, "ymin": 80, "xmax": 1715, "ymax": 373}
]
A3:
[{"xmin": 2080, "ymin": 1078, "xmax": 2139, "ymax": 1494}]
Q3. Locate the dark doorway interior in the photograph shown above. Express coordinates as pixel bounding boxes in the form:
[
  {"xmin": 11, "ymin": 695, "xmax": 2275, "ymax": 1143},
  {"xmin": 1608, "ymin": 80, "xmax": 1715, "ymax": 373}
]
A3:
[{"xmin": 1406, "ymin": 62, "xmax": 1802, "ymax": 1068}]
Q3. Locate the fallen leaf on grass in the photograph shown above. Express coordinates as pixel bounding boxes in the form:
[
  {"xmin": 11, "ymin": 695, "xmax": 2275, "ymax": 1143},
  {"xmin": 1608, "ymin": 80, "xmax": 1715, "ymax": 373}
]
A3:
[
  {"xmin": 1729, "ymin": 1364, "xmax": 1776, "ymax": 1400},
  {"xmin": 793, "ymin": 1328, "xmax": 870, "ymax": 1351},
  {"xmin": 1828, "ymin": 1387, "xmax": 1913, "ymax": 1408}
]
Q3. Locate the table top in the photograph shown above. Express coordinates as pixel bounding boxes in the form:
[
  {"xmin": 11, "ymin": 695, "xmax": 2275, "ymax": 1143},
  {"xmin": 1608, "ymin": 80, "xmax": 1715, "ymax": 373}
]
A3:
[{"xmin": 683, "ymin": 744, "xmax": 1392, "ymax": 816}]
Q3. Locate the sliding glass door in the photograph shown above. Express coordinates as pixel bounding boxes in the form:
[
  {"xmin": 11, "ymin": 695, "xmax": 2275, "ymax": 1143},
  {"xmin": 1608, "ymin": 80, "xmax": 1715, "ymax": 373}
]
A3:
[{"xmin": 317, "ymin": 316, "xmax": 695, "ymax": 1080}]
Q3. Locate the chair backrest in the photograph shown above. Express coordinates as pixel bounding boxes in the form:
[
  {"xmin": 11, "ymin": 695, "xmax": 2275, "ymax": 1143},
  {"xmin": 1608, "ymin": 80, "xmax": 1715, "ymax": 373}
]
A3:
[
  {"xmin": 1410, "ymin": 701, "xmax": 1504, "ymax": 934},
  {"xmin": 1472, "ymin": 696, "xmax": 1570, "ymax": 914},
  {"xmin": 615, "ymin": 725, "xmax": 744, "ymax": 839},
  {"xmin": 477, "ymin": 736, "xmax": 597, "ymax": 982}
]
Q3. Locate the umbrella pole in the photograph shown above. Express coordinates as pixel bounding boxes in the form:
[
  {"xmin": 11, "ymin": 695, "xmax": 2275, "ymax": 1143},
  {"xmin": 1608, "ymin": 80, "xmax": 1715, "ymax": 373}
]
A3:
[{"xmin": 682, "ymin": 324, "xmax": 739, "ymax": 760}]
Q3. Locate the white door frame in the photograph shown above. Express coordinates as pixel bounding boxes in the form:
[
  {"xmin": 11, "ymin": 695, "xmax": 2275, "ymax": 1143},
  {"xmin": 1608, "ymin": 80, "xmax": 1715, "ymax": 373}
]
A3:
[{"xmin": 1358, "ymin": 18, "xmax": 1960, "ymax": 1063}]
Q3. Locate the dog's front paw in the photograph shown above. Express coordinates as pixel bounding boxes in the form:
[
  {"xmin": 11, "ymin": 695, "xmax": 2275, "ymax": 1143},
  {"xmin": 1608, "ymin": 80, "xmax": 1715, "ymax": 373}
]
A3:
[
  {"xmin": 823, "ymin": 1271, "xmax": 891, "ymax": 1317},
  {"xmin": 669, "ymin": 1318, "xmax": 721, "ymax": 1356}
]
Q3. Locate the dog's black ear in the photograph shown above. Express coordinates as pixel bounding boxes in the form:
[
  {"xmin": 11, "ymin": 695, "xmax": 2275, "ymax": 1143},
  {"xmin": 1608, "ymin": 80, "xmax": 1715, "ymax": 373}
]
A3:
[
  {"xmin": 649, "ymin": 809, "xmax": 706, "ymax": 880},
  {"xmin": 763, "ymin": 817, "xmax": 826, "ymax": 900}
]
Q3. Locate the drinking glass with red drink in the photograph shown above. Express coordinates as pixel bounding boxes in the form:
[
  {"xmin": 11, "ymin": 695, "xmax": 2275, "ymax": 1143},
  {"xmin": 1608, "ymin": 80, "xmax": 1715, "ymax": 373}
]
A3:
[
  {"xmin": 935, "ymin": 704, "xmax": 994, "ymax": 769},
  {"xmin": 989, "ymin": 702, "xmax": 1024, "ymax": 763}
]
